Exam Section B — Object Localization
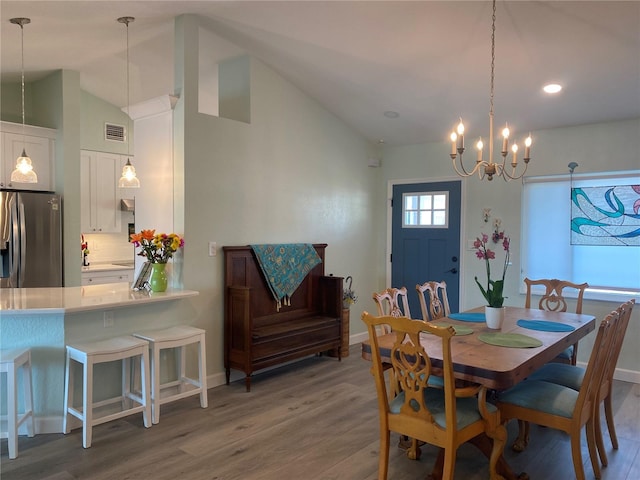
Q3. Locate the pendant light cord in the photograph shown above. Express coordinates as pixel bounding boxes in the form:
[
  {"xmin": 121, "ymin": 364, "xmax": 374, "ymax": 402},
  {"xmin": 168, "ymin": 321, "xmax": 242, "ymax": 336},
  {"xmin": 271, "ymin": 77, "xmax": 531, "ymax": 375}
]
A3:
[
  {"xmin": 19, "ymin": 20, "xmax": 27, "ymax": 146},
  {"xmin": 125, "ymin": 18, "xmax": 131, "ymax": 158},
  {"xmin": 488, "ymin": 0, "xmax": 496, "ymax": 166}
]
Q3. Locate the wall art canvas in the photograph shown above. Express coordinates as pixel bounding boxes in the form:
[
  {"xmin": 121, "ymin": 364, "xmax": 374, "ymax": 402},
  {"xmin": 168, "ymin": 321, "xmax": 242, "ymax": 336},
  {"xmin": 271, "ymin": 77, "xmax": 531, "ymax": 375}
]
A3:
[{"xmin": 571, "ymin": 184, "xmax": 640, "ymax": 246}]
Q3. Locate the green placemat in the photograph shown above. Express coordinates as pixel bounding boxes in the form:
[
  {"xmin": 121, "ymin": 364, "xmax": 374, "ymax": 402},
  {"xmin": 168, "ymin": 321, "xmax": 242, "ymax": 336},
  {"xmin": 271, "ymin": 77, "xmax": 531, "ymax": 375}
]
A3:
[
  {"xmin": 477, "ymin": 332, "xmax": 543, "ymax": 348},
  {"xmin": 428, "ymin": 322, "xmax": 474, "ymax": 336}
]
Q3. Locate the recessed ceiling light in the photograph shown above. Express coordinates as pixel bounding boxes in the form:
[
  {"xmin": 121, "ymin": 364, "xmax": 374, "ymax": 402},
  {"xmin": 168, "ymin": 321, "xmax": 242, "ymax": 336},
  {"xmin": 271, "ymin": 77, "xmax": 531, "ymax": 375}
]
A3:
[
  {"xmin": 383, "ymin": 111, "xmax": 399, "ymax": 119},
  {"xmin": 543, "ymin": 83, "xmax": 562, "ymax": 94}
]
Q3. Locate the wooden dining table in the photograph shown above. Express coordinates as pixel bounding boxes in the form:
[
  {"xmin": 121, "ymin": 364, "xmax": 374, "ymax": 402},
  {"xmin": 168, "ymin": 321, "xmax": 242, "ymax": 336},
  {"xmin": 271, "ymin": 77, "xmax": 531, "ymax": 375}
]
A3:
[{"xmin": 360, "ymin": 306, "xmax": 596, "ymax": 480}]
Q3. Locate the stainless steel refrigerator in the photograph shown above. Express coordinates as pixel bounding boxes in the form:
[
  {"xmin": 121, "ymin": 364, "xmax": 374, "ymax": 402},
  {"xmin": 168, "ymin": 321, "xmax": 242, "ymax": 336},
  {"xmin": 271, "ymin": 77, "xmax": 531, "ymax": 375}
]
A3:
[{"xmin": 1, "ymin": 190, "xmax": 62, "ymax": 288}]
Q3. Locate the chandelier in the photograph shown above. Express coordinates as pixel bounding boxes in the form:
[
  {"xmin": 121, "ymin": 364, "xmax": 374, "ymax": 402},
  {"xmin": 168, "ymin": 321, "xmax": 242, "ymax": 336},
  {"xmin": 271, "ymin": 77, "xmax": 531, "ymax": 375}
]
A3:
[
  {"xmin": 10, "ymin": 17, "xmax": 37, "ymax": 184},
  {"xmin": 449, "ymin": 0, "xmax": 531, "ymax": 181},
  {"xmin": 117, "ymin": 16, "xmax": 140, "ymax": 188}
]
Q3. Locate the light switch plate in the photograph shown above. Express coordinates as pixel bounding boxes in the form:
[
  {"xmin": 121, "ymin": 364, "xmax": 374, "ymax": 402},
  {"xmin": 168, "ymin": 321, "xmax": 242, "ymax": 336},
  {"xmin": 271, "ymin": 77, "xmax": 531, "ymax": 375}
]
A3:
[{"xmin": 209, "ymin": 241, "xmax": 217, "ymax": 257}]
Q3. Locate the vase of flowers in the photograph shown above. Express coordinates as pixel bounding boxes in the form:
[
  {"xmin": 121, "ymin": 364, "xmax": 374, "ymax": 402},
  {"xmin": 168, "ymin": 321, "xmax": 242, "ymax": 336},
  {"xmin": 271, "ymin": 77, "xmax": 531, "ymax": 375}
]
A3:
[
  {"xmin": 130, "ymin": 229, "xmax": 184, "ymax": 292},
  {"xmin": 473, "ymin": 225, "xmax": 510, "ymax": 329}
]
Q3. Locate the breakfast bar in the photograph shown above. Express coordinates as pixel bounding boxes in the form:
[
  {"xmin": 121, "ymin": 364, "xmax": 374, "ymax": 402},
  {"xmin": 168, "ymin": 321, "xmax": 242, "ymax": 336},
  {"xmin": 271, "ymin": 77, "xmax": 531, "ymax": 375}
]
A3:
[{"xmin": 0, "ymin": 283, "xmax": 199, "ymax": 434}]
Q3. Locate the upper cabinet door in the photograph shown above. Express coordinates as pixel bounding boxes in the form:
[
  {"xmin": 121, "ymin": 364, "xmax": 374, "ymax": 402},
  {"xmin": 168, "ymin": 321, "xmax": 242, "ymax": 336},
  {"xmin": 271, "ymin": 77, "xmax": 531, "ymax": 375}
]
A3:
[
  {"xmin": 80, "ymin": 150, "xmax": 122, "ymax": 233},
  {"xmin": 1, "ymin": 130, "xmax": 54, "ymax": 191}
]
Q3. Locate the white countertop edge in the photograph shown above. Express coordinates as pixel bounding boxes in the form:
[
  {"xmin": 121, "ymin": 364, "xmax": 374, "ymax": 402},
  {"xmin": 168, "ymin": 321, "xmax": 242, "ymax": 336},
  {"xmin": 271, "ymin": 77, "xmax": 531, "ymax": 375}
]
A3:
[
  {"xmin": 81, "ymin": 264, "xmax": 135, "ymax": 273},
  {"xmin": 1, "ymin": 284, "xmax": 199, "ymax": 315}
]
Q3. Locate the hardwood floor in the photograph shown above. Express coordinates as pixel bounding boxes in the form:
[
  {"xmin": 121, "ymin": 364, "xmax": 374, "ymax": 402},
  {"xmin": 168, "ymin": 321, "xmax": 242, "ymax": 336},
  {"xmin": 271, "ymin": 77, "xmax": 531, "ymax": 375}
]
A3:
[{"xmin": 2, "ymin": 345, "xmax": 639, "ymax": 480}]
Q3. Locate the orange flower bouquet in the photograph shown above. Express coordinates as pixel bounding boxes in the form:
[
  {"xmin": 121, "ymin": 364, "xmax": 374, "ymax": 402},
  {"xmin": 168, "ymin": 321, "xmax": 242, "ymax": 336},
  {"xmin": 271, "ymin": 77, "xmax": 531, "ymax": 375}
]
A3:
[{"xmin": 130, "ymin": 229, "xmax": 184, "ymax": 264}]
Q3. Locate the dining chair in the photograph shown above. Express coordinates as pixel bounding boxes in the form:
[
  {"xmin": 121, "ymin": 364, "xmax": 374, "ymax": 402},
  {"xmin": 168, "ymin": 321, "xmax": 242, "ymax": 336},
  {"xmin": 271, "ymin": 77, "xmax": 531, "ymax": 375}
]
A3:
[
  {"xmin": 362, "ymin": 311, "xmax": 506, "ymax": 480},
  {"xmin": 523, "ymin": 299, "xmax": 635, "ymax": 468},
  {"xmin": 524, "ymin": 277, "xmax": 589, "ymax": 365},
  {"xmin": 497, "ymin": 309, "xmax": 619, "ymax": 480},
  {"xmin": 372, "ymin": 287, "xmax": 411, "ymax": 335},
  {"xmin": 416, "ymin": 280, "xmax": 451, "ymax": 321}
]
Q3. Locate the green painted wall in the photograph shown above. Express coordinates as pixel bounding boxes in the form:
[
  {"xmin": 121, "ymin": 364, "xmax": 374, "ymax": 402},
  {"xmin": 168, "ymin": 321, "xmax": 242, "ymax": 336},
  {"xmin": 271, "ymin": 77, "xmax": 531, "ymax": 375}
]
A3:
[
  {"xmin": 170, "ymin": 15, "xmax": 382, "ymax": 383},
  {"xmin": 80, "ymin": 90, "xmax": 132, "ymax": 154}
]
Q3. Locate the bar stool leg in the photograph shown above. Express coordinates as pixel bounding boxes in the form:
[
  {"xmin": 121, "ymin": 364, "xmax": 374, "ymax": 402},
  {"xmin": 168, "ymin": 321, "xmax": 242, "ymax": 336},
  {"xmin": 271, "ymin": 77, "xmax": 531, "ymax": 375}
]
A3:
[
  {"xmin": 7, "ymin": 361, "xmax": 18, "ymax": 459},
  {"xmin": 141, "ymin": 349, "xmax": 152, "ymax": 428},
  {"xmin": 63, "ymin": 351, "xmax": 72, "ymax": 434},
  {"xmin": 82, "ymin": 357, "xmax": 93, "ymax": 449},
  {"xmin": 198, "ymin": 334, "xmax": 208, "ymax": 408},
  {"xmin": 23, "ymin": 357, "xmax": 35, "ymax": 438}
]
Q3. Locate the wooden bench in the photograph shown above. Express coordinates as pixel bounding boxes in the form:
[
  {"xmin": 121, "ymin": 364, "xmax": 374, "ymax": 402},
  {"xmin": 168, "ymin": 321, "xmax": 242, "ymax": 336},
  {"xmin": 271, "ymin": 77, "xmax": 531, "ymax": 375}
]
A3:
[{"xmin": 223, "ymin": 244, "xmax": 343, "ymax": 391}]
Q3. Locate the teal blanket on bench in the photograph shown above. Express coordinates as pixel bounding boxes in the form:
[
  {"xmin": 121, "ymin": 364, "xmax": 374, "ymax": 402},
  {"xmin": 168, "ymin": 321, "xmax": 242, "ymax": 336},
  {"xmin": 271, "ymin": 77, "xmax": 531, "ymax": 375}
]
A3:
[{"xmin": 250, "ymin": 244, "xmax": 322, "ymax": 310}]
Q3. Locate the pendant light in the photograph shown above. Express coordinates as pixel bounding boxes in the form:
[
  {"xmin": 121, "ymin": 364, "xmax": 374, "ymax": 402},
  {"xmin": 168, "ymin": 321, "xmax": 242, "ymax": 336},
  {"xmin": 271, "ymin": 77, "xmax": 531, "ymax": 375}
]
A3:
[
  {"xmin": 117, "ymin": 16, "xmax": 140, "ymax": 188},
  {"xmin": 10, "ymin": 17, "xmax": 37, "ymax": 184}
]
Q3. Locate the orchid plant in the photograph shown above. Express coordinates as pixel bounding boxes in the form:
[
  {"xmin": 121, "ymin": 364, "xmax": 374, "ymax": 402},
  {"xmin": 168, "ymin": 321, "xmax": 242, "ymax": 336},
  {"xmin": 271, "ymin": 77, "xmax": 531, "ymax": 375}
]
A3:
[{"xmin": 473, "ymin": 224, "xmax": 510, "ymax": 308}]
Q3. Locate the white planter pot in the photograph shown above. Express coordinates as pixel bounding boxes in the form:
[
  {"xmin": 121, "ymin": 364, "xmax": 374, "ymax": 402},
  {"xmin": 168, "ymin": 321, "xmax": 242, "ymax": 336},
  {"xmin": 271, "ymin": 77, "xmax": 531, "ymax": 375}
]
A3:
[{"xmin": 485, "ymin": 306, "xmax": 505, "ymax": 329}]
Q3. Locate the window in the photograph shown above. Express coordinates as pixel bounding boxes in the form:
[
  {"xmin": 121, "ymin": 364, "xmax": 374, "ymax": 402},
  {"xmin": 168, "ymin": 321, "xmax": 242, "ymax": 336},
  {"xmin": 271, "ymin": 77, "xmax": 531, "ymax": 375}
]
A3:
[
  {"xmin": 521, "ymin": 170, "xmax": 640, "ymax": 301},
  {"xmin": 403, "ymin": 192, "xmax": 448, "ymax": 228}
]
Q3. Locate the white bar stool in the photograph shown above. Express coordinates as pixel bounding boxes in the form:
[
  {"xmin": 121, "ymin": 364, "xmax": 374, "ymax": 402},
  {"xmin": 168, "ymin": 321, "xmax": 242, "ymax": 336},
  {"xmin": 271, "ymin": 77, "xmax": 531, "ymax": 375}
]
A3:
[
  {"xmin": 63, "ymin": 336, "xmax": 152, "ymax": 448},
  {"xmin": 1, "ymin": 348, "xmax": 35, "ymax": 459},
  {"xmin": 133, "ymin": 326, "xmax": 207, "ymax": 424}
]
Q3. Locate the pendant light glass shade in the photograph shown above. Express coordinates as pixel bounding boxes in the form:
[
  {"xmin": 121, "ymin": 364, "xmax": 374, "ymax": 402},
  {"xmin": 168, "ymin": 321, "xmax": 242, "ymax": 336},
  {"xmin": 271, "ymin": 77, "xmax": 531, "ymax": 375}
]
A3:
[
  {"xmin": 11, "ymin": 148, "xmax": 37, "ymax": 183},
  {"xmin": 10, "ymin": 17, "xmax": 38, "ymax": 184},
  {"xmin": 118, "ymin": 158, "xmax": 140, "ymax": 188},
  {"xmin": 117, "ymin": 16, "xmax": 140, "ymax": 188}
]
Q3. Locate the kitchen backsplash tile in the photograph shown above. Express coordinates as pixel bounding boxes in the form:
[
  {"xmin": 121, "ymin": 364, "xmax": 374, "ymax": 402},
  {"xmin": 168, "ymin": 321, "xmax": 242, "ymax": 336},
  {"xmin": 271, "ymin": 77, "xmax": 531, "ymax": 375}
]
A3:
[{"xmin": 82, "ymin": 212, "xmax": 135, "ymax": 265}]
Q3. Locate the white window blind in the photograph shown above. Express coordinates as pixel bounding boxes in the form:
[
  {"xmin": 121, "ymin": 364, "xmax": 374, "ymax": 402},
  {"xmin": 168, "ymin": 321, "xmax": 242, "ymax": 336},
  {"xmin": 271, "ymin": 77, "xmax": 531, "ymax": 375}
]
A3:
[{"xmin": 521, "ymin": 171, "xmax": 640, "ymax": 301}]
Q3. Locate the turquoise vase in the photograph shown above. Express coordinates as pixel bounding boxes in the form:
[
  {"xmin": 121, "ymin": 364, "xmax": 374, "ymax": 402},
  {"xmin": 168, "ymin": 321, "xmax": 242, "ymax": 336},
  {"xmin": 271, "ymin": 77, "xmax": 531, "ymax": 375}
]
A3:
[{"xmin": 149, "ymin": 263, "xmax": 168, "ymax": 292}]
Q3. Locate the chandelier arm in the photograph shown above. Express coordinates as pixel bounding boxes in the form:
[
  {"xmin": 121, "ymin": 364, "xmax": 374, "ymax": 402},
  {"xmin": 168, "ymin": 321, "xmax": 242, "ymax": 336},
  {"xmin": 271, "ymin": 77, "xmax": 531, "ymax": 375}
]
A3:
[
  {"xmin": 452, "ymin": 154, "xmax": 486, "ymax": 177},
  {"xmin": 501, "ymin": 162, "xmax": 529, "ymax": 181}
]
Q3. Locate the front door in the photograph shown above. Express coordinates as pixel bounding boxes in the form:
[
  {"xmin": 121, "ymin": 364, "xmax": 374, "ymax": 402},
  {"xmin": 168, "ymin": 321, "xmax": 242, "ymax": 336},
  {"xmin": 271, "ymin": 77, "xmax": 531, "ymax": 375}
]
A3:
[{"xmin": 391, "ymin": 180, "xmax": 462, "ymax": 317}]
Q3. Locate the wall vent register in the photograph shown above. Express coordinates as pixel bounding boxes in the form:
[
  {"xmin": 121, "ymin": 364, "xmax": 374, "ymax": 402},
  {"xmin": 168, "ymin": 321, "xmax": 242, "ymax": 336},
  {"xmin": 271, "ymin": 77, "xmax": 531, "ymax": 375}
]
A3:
[{"xmin": 105, "ymin": 123, "xmax": 125, "ymax": 142}]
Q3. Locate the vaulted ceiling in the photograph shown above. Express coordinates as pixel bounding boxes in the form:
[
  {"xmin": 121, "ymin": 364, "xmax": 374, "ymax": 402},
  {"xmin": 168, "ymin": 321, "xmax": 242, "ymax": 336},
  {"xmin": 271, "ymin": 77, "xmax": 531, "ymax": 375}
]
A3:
[{"xmin": 2, "ymin": 1, "xmax": 639, "ymax": 146}]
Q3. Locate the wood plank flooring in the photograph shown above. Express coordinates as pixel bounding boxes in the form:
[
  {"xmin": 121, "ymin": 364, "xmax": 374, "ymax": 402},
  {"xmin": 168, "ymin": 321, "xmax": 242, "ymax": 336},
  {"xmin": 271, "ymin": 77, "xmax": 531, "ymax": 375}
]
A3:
[{"xmin": 2, "ymin": 346, "xmax": 639, "ymax": 479}]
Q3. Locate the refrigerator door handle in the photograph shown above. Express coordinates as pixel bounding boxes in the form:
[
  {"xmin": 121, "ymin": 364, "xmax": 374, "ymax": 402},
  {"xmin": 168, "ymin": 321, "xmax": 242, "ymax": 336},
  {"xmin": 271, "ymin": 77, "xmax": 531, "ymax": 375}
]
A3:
[
  {"xmin": 19, "ymin": 202, "xmax": 27, "ymax": 286},
  {"xmin": 10, "ymin": 197, "xmax": 19, "ymax": 287}
]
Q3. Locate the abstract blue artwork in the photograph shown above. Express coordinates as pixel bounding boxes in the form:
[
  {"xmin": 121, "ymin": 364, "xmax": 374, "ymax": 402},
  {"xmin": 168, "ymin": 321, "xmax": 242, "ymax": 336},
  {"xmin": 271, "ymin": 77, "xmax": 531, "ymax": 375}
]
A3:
[{"xmin": 571, "ymin": 184, "xmax": 640, "ymax": 246}]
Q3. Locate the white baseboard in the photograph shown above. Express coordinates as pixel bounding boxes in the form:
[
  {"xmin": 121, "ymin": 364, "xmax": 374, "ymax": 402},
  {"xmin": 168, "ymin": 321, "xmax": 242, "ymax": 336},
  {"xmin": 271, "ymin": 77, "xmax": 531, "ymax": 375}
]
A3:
[{"xmin": 576, "ymin": 360, "xmax": 640, "ymax": 384}]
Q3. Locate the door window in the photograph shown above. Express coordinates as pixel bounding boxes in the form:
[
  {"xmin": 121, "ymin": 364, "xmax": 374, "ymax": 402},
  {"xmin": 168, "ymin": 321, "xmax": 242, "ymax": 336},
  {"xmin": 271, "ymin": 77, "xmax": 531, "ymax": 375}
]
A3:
[{"xmin": 403, "ymin": 192, "xmax": 448, "ymax": 227}]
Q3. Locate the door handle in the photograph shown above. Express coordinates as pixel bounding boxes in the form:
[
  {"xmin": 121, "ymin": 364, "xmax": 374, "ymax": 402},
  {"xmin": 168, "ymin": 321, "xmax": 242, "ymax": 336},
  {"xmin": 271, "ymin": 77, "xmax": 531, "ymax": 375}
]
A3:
[{"xmin": 445, "ymin": 268, "xmax": 458, "ymax": 274}]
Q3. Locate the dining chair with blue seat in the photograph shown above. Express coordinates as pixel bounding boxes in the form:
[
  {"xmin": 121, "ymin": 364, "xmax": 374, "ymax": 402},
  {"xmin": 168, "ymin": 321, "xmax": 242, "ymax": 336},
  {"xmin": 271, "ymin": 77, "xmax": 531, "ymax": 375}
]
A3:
[
  {"xmin": 497, "ymin": 308, "xmax": 620, "ymax": 480},
  {"xmin": 416, "ymin": 280, "xmax": 451, "ymax": 322},
  {"xmin": 522, "ymin": 299, "xmax": 634, "ymax": 468},
  {"xmin": 372, "ymin": 287, "xmax": 411, "ymax": 335},
  {"xmin": 524, "ymin": 277, "xmax": 589, "ymax": 365},
  {"xmin": 362, "ymin": 311, "xmax": 506, "ymax": 480}
]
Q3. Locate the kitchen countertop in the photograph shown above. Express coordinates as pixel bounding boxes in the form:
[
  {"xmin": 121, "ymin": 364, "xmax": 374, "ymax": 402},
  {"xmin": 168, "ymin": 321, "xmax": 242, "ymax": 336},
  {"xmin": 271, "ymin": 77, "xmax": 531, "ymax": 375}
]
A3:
[{"xmin": 0, "ymin": 283, "xmax": 198, "ymax": 314}]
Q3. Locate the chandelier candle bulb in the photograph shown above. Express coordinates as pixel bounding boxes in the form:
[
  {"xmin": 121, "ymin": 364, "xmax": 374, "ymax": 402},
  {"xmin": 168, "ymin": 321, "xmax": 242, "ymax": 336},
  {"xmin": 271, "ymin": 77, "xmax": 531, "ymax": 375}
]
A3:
[
  {"xmin": 511, "ymin": 144, "xmax": 518, "ymax": 167},
  {"xmin": 501, "ymin": 126, "xmax": 510, "ymax": 153},
  {"xmin": 476, "ymin": 138, "xmax": 483, "ymax": 161},
  {"xmin": 451, "ymin": 132, "xmax": 457, "ymax": 155},
  {"xmin": 456, "ymin": 120, "xmax": 464, "ymax": 150},
  {"xmin": 524, "ymin": 134, "xmax": 532, "ymax": 159}
]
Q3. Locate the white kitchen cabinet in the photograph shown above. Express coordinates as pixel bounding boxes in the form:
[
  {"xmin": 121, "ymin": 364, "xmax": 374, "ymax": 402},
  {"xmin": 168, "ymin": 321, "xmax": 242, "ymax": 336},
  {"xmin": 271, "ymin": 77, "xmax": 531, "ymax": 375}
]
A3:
[
  {"xmin": 1, "ymin": 121, "xmax": 56, "ymax": 191},
  {"xmin": 81, "ymin": 150, "xmax": 126, "ymax": 233},
  {"xmin": 81, "ymin": 269, "xmax": 134, "ymax": 286}
]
